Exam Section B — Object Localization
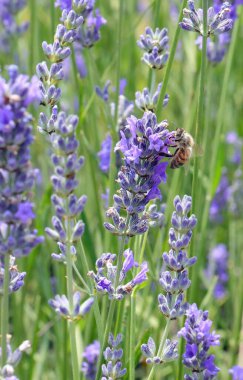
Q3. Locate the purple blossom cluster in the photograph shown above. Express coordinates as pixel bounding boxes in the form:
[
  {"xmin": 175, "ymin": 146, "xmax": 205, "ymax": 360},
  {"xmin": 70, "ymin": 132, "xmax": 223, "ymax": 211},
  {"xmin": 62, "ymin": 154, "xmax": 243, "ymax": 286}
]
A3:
[
  {"xmin": 178, "ymin": 303, "xmax": 220, "ymax": 379},
  {"xmin": 39, "ymin": 108, "xmax": 87, "ymax": 262},
  {"xmin": 97, "ymin": 134, "xmax": 112, "ymax": 173},
  {"xmin": 88, "ymin": 249, "xmax": 148, "ymax": 300},
  {"xmin": 179, "ymin": 1, "xmax": 233, "ymax": 36},
  {"xmin": 137, "ymin": 27, "xmax": 169, "ymax": 70},
  {"xmin": 0, "ymin": 256, "xmax": 26, "ymax": 294},
  {"xmin": 0, "ymin": 66, "xmax": 43, "ymax": 259},
  {"xmin": 141, "ymin": 195, "xmax": 197, "ymax": 366},
  {"xmin": 158, "ymin": 195, "xmax": 197, "ymax": 320},
  {"xmin": 81, "ymin": 340, "xmax": 100, "ymax": 380},
  {"xmin": 229, "ymin": 366, "xmax": 243, "ymax": 380},
  {"xmin": 36, "ymin": 0, "xmax": 106, "ymax": 110},
  {"xmin": 0, "ymin": 336, "xmax": 31, "ymax": 380},
  {"xmin": 49, "ymin": 291, "xmax": 94, "ymax": 320},
  {"xmin": 210, "ymin": 132, "xmax": 243, "ymax": 223},
  {"xmin": 141, "ymin": 337, "xmax": 178, "ymax": 365},
  {"xmin": 135, "ymin": 82, "xmax": 169, "ymax": 113},
  {"xmin": 104, "ymin": 111, "xmax": 176, "ymax": 237},
  {"xmin": 0, "ymin": 0, "xmax": 28, "ymax": 53},
  {"xmin": 101, "ymin": 333, "xmax": 126, "ymax": 379},
  {"xmin": 205, "ymin": 244, "xmax": 229, "ymax": 300}
]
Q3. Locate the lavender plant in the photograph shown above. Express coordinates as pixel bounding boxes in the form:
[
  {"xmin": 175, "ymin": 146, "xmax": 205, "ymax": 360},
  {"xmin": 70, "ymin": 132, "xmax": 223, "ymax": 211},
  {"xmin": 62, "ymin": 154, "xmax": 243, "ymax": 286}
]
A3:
[
  {"xmin": 205, "ymin": 244, "xmax": 229, "ymax": 300},
  {"xmin": 142, "ymin": 195, "xmax": 197, "ymax": 378},
  {"xmin": 101, "ymin": 333, "xmax": 126, "ymax": 380},
  {"xmin": 81, "ymin": 340, "xmax": 100, "ymax": 380},
  {"xmin": 0, "ymin": 0, "xmax": 28, "ymax": 55},
  {"xmin": 178, "ymin": 303, "xmax": 220, "ymax": 379},
  {"xmin": 0, "ymin": 65, "xmax": 43, "ymax": 370}
]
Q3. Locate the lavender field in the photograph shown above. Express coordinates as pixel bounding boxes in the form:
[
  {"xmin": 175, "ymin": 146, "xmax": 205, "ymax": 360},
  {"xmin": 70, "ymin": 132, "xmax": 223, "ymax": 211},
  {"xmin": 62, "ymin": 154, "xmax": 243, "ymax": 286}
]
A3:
[{"xmin": 0, "ymin": 0, "xmax": 243, "ymax": 379}]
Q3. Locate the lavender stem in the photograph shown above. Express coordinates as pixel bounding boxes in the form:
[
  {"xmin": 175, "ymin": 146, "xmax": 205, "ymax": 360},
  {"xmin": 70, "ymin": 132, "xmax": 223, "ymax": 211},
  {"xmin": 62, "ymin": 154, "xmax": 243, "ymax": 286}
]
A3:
[{"xmin": 1, "ymin": 253, "xmax": 10, "ymax": 367}]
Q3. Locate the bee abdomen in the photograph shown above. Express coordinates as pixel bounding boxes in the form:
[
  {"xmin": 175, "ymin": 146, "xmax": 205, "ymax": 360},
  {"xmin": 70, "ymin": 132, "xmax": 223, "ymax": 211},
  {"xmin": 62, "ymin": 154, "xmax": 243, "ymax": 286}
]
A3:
[{"xmin": 170, "ymin": 149, "xmax": 189, "ymax": 169}]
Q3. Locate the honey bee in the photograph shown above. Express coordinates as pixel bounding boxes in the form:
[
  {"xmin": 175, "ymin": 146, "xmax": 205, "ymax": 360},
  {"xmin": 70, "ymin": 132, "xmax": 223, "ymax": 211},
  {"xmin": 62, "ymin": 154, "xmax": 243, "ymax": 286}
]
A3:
[{"xmin": 170, "ymin": 128, "xmax": 195, "ymax": 169}]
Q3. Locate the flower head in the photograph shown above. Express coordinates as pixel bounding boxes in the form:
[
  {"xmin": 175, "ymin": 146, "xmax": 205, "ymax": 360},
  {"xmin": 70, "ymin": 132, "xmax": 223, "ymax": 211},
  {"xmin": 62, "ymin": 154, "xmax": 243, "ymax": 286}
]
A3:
[
  {"xmin": 178, "ymin": 303, "xmax": 220, "ymax": 378},
  {"xmin": 229, "ymin": 366, "xmax": 243, "ymax": 380},
  {"xmin": 101, "ymin": 333, "xmax": 126, "ymax": 379},
  {"xmin": 81, "ymin": 340, "xmax": 100, "ymax": 380},
  {"xmin": 88, "ymin": 251, "xmax": 148, "ymax": 300},
  {"xmin": 205, "ymin": 244, "xmax": 229, "ymax": 299},
  {"xmin": 180, "ymin": 1, "xmax": 233, "ymax": 36},
  {"xmin": 137, "ymin": 27, "xmax": 169, "ymax": 69},
  {"xmin": 104, "ymin": 111, "xmax": 176, "ymax": 237},
  {"xmin": 49, "ymin": 292, "xmax": 94, "ymax": 320}
]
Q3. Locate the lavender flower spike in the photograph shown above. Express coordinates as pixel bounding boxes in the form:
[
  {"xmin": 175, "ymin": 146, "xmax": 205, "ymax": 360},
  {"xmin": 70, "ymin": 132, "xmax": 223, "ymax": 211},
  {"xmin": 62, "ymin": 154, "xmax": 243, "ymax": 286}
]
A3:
[
  {"xmin": 141, "ymin": 337, "xmax": 178, "ymax": 365},
  {"xmin": 0, "ymin": 66, "xmax": 44, "ymax": 259},
  {"xmin": 135, "ymin": 83, "xmax": 169, "ymax": 113},
  {"xmin": 229, "ymin": 366, "xmax": 243, "ymax": 380},
  {"xmin": 178, "ymin": 303, "xmax": 220, "ymax": 379},
  {"xmin": 180, "ymin": 1, "xmax": 233, "ymax": 36},
  {"xmin": 97, "ymin": 134, "xmax": 112, "ymax": 173},
  {"xmin": 159, "ymin": 195, "xmax": 197, "ymax": 320},
  {"xmin": 81, "ymin": 340, "xmax": 100, "ymax": 380},
  {"xmin": 0, "ymin": 335, "xmax": 31, "ymax": 379},
  {"xmin": 88, "ymin": 250, "xmax": 148, "ymax": 300},
  {"xmin": 137, "ymin": 27, "xmax": 169, "ymax": 69},
  {"xmin": 205, "ymin": 244, "xmax": 229, "ymax": 300},
  {"xmin": 0, "ymin": 256, "xmax": 26, "ymax": 294},
  {"xmin": 104, "ymin": 111, "xmax": 176, "ymax": 237},
  {"xmin": 101, "ymin": 333, "xmax": 126, "ymax": 380},
  {"xmin": 49, "ymin": 292, "xmax": 94, "ymax": 320}
]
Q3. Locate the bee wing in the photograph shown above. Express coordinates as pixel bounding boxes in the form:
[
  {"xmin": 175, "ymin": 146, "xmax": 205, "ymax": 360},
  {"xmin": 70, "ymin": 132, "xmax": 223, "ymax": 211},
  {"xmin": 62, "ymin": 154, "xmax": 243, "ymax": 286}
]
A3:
[{"xmin": 193, "ymin": 143, "xmax": 204, "ymax": 157}]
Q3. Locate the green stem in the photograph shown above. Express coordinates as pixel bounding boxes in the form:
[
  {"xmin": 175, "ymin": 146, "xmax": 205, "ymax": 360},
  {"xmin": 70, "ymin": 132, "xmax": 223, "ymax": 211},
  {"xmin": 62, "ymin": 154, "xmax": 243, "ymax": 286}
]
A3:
[
  {"xmin": 65, "ymin": 219, "xmax": 80, "ymax": 380},
  {"xmin": 129, "ymin": 293, "xmax": 136, "ymax": 380},
  {"xmin": 157, "ymin": 0, "xmax": 188, "ymax": 117},
  {"xmin": 147, "ymin": 319, "xmax": 171, "ymax": 380},
  {"xmin": 1, "ymin": 253, "xmax": 10, "ymax": 367}
]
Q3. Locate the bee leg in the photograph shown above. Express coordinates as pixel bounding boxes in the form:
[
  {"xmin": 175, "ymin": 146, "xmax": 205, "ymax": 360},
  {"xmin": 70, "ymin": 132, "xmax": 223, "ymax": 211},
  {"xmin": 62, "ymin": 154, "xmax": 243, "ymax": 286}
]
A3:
[{"xmin": 159, "ymin": 152, "xmax": 173, "ymax": 158}]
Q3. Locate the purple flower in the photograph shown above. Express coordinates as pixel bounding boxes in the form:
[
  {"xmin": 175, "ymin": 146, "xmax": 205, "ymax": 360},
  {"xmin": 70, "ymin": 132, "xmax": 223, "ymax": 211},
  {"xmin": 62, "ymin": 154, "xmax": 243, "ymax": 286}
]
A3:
[
  {"xmin": 0, "ymin": 256, "xmax": 26, "ymax": 294},
  {"xmin": 88, "ymin": 251, "xmax": 148, "ymax": 300},
  {"xmin": 0, "ymin": 66, "xmax": 43, "ymax": 259},
  {"xmin": 159, "ymin": 195, "xmax": 197, "ymax": 320},
  {"xmin": 78, "ymin": 8, "xmax": 106, "ymax": 48},
  {"xmin": 135, "ymin": 82, "xmax": 169, "ymax": 113},
  {"xmin": 137, "ymin": 27, "xmax": 169, "ymax": 69},
  {"xmin": 196, "ymin": 32, "xmax": 231, "ymax": 63},
  {"xmin": 178, "ymin": 303, "xmax": 220, "ymax": 378},
  {"xmin": 180, "ymin": 1, "xmax": 233, "ymax": 36},
  {"xmin": 121, "ymin": 249, "xmax": 138, "ymax": 274},
  {"xmin": 81, "ymin": 340, "xmax": 100, "ymax": 380},
  {"xmin": 97, "ymin": 134, "xmax": 112, "ymax": 173},
  {"xmin": 95, "ymin": 80, "xmax": 111, "ymax": 102},
  {"xmin": 229, "ymin": 366, "xmax": 243, "ymax": 380},
  {"xmin": 0, "ymin": 0, "xmax": 28, "ymax": 53},
  {"xmin": 132, "ymin": 261, "xmax": 148, "ymax": 285},
  {"xmin": 209, "ymin": 169, "xmax": 231, "ymax": 223},
  {"xmin": 55, "ymin": 0, "xmax": 72, "ymax": 11},
  {"xmin": 205, "ymin": 244, "xmax": 229, "ymax": 299},
  {"xmin": 0, "ymin": 336, "xmax": 31, "ymax": 379},
  {"xmin": 141, "ymin": 337, "xmax": 178, "ymax": 364},
  {"xmin": 104, "ymin": 111, "xmax": 176, "ymax": 237},
  {"xmin": 226, "ymin": 131, "xmax": 243, "ymax": 165},
  {"xmin": 49, "ymin": 292, "xmax": 94, "ymax": 320},
  {"xmin": 15, "ymin": 202, "xmax": 35, "ymax": 224},
  {"xmin": 102, "ymin": 333, "xmax": 126, "ymax": 379}
]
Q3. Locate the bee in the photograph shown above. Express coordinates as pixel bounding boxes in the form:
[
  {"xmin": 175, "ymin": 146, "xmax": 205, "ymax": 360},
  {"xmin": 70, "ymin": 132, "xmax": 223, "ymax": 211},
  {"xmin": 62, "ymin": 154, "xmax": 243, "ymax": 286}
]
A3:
[{"xmin": 170, "ymin": 128, "xmax": 195, "ymax": 169}]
